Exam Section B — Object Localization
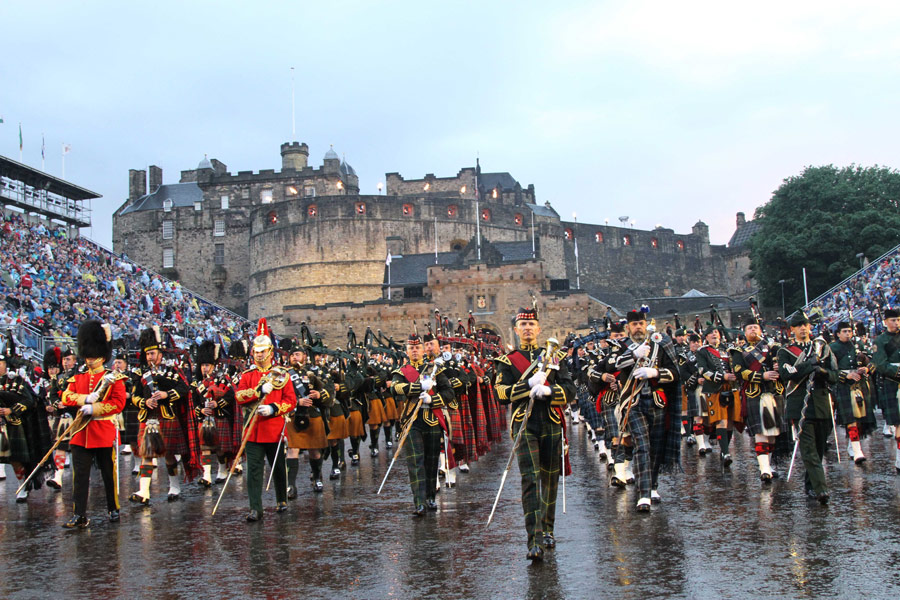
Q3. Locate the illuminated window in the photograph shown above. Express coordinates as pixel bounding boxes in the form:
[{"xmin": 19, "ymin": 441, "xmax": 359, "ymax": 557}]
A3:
[
  {"xmin": 514, "ymin": 213, "xmax": 524, "ymax": 226},
  {"xmin": 356, "ymin": 202, "xmax": 366, "ymax": 215},
  {"xmin": 447, "ymin": 205, "xmax": 458, "ymax": 218},
  {"xmin": 162, "ymin": 220, "xmax": 173, "ymax": 240},
  {"xmin": 261, "ymin": 189, "xmax": 273, "ymax": 204},
  {"xmin": 595, "ymin": 231, "xmax": 604, "ymax": 243},
  {"xmin": 623, "ymin": 234, "xmax": 632, "ymax": 246},
  {"xmin": 651, "ymin": 238, "xmax": 659, "ymax": 249},
  {"xmin": 402, "ymin": 204, "xmax": 414, "ymax": 217},
  {"xmin": 677, "ymin": 240, "xmax": 685, "ymax": 251},
  {"xmin": 564, "ymin": 228, "xmax": 573, "ymax": 241},
  {"xmin": 424, "ymin": 182, "xmax": 431, "ymax": 191},
  {"xmin": 481, "ymin": 208, "xmax": 491, "ymax": 222},
  {"xmin": 337, "ymin": 181, "xmax": 344, "ymax": 191},
  {"xmin": 267, "ymin": 210, "xmax": 278, "ymax": 226},
  {"xmin": 459, "ymin": 185, "xmax": 467, "ymax": 194},
  {"xmin": 307, "ymin": 204, "xmax": 317, "ymax": 217},
  {"xmin": 286, "ymin": 185, "xmax": 298, "ymax": 196},
  {"xmin": 491, "ymin": 188, "xmax": 498, "ymax": 199}
]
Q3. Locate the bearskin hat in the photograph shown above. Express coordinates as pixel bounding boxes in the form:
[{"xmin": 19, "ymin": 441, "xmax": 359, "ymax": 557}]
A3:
[
  {"xmin": 77, "ymin": 319, "xmax": 112, "ymax": 362},
  {"xmin": 44, "ymin": 347, "xmax": 62, "ymax": 373}
]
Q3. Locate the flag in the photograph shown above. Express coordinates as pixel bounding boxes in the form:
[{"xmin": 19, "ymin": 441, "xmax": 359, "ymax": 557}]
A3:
[
  {"xmin": 385, "ymin": 252, "xmax": 392, "ymax": 266},
  {"xmin": 0, "ymin": 115, "xmax": 4, "ymax": 124},
  {"xmin": 19, "ymin": 123, "xmax": 23, "ymax": 151},
  {"xmin": 574, "ymin": 236, "xmax": 579, "ymax": 258},
  {"xmin": 62, "ymin": 143, "xmax": 71, "ymax": 155},
  {"xmin": 41, "ymin": 134, "xmax": 45, "ymax": 160}
]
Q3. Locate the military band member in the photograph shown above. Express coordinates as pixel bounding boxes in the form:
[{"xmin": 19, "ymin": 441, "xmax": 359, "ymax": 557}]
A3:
[
  {"xmin": 678, "ymin": 334, "xmax": 707, "ymax": 453},
  {"xmin": 326, "ymin": 352, "xmax": 351, "ymax": 479},
  {"xmin": 193, "ymin": 341, "xmax": 240, "ymax": 487},
  {"xmin": 778, "ymin": 312, "xmax": 838, "ymax": 503},
  {"xmin": 494, "ymin": 306, "xmax": 574, "ymax": 560},
  {"xmin": 871, "ymin": 307, "xmax": 900, "ymax": 472},
  {"xmin": 732, "ymin": 317, "xmax": 784, "ymax": 481},
  {"xmin": 830, "ymin": 321, "xmax": 875, "ymax": 464},
  {"xmin": 0, "ymin": 337, "xmax": 42, "ymax": 501},
  {"xmin": 112, "ymin": 349, "xmax": 141, "ymax": 474},
  {"xmin": 60, "ymin": 319, "xmax": 128, "ymax": 529},
  {"xmin": 235, "ymin": 319, "xmax": 297, "ymax": 521},
  {"xmin": 391, "ymin": 330, "xmax": 453, "ymax": 517},
  {"xmin": 590, "ymin": 321, "xmax": 627, "ymax": 474},
  {"xmin": 696, "ymin": 326, "xmax": 741, "ymax": 467},
  {"xmin": 42, "ymin": 347, "xmax": 66, "ymax": 490}
]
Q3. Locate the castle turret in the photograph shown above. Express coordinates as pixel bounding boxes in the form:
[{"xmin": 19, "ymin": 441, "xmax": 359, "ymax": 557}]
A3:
[{"xmin": 281, "ymin": 141, "xmax": 309, "ymax": 170}]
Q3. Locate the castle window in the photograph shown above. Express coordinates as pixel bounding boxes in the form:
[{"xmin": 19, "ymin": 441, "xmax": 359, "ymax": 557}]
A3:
[
  {"xmin": 564, "ymin": 228, "xmax": 573, "ymax": 241},
  {"xmin": 261, "ymin": 189, "xmax": 273, "ymax": 204},
  {"xmin": 514, "ymin": 213, "xmax": 523, "ymax": 226},
  {"xmin": 307, "ymin": 204, "xmax": 317, "ymax": 218},
  {"xmin": 467, "ymin": 295, "xmax": 474, "ymax": 311},
  {"xmin": 423, "ymin": 183, "xmax": 431, "ymax": 192},
  {"xmin": 286, "ymin": 185, "xmax": 299, "ymax": 196},
  {"xmin": 266, "ymin": 210, "xmax": 278, "ymax": 226},
  {"xmin": 304, "ymin": 186, "xmax": 316, "ymax": 198},
  {"xmin": 241, "ymin": 188, "xmax": 250, "ymax": 199},
  {"xmin": 402, "ymin": 204, "xmax": 414, "ymax": 217},
  {"xmin": 405, "ymin": 286, "xmax": 424, "ymax": 298},
  {"xmin": 481, "ymin": 208, "xmax": 491, "ymax": 222},
  {"xmin": 163, "ymin": 198, "xmax": 173, "ymax": 212},
  {"xmin": 356, "ymin": 202, "xmax": 367, "ymax": 215},
  {"xmin": 194, "ymin": 200, "xmax": 202, "ymax": 211},
  {"xmin": 677, "ymin": 240, "xmax": 685, "ymax": 251},
  {"xmin": 447, "ymin": 205, "xmax": 458, "ymax": 218},
  {"xmin": 162, "ymin": 220, "xmax": 173, "ymax": 240},
  {"xmin": 337, "ymin": 180, "xmax": 344, "ymax": 191},
  {"xmin": 623, "ymin": 234, "xmax": 632, "ymax": 246},
  {"xmin": 595, "ymin": 231, "xmax": 604, "ymax": 243},
  {"xmin": 214, "ymin": 243, "xmax": 225, "ymax": 266},
  {"xmin": 214, "ymin": 220, "xmax": 225, "ymax": 237},
  {"xmin": 220, "ymin": 195, "xmax": 229, "ymax": 209},
  {"xmin": 162, "ymin": 248, "xmax": 174, "ymax": 268},
  {"xmin": 492, "ymin": 188, "xmax": 498, "ymax": 199},
  {"xmin": 651, "ymin": 238, "xmax": 659, "ymax": 249}
]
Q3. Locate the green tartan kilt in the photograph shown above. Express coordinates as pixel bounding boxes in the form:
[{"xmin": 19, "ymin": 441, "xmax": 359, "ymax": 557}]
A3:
[
  {"xmin": 0, "ymin": 421, "xmax": 31, "ymax": 464},
  {"xmin": 880, "ymin": 378, "xmax": 900, "ymax": 426},
  {"xmin": 833, "ymin": 383, "xmax": 877, "ymax": 433},
  {"xmin": 744, "ymin": 393, "xmax": 784, "ymax": 436}
]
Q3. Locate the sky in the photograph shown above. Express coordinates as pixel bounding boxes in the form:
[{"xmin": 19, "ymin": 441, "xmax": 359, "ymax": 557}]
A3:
[{"xmin": 3, "ymin": 1, "xmax": 900, "ymax": 248}]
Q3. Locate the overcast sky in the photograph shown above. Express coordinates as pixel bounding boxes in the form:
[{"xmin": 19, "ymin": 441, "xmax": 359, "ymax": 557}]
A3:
[{"xmin": 3, "ymin": 1, "xmax": 900, "ymax": 248}]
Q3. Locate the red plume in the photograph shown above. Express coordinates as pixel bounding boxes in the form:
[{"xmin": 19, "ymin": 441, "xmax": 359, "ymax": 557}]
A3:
[
  {"xmin": 256, "ymin": 318, "xmax": 268, "ymax": 338},
  {"xmin": 54, "ymin": 347, "xmax": 61, "ymax": 365}
]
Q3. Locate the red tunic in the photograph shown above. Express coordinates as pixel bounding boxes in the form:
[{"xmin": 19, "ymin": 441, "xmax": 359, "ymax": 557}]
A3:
[
  {"xmin": 236, "ymin": 366, "xmax": 297, "ymax": 443},
  {"xmin": 62, "ymin": 368, "xmax": 127, "ymax": 448}
]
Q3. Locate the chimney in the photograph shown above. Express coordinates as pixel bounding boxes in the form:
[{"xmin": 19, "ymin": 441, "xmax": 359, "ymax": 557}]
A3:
[
  {"xmin": 148, "ymin": 165, "xmax": 163, "ymax": 193},
  {"xmin": 128, "ymin": 169, "xmax": 147, "ymax": 201},
  {"xmin": 736, "ymin": 212, "xmax": 746, "ymax": 228}
]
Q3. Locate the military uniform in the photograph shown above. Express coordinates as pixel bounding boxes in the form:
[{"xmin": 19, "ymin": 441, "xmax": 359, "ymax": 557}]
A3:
[
  {"xmin": 192, "ymin": 341, "xmax": 241, "ymax": 486},
  {"xmin": 285, "ymin": 345, "xmax": 334, "ymax": 495},
  {"xmin": 871, "ymin": 311, "xmax": 900, "ymax": 470},
  {"xmin": 696, "ymin": 335, "xmax": 742, "ymax": 465},
  {"xmin": 830, "ymin": 326, "xmax": 876, "ymax": 464}
]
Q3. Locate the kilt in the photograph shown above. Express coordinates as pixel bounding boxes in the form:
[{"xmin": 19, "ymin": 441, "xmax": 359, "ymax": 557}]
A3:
[
  {"xmin": 52, "ymin": 412, "xmax": 75, "ymax": 452},
  {"xmin": 367, "ymin": 397, "xmax": 385, "ymax": 426},
  {"xmin": 287, "ymin": 415, "xmax": 327, "ymax": 449},
  {"xmin": 348, "ymin": 410, "xmax": 365, "ymax": 438},
  {"xmin": 0, "ymin": 421, "xmax": 31, "ymax": 464},
  {"xmin": 327, "ymin": 414, "xmax": 349, "ymax": 440},
  {"xmin": 456, "ymin": 392, "xmax": 478, "ymax": 463},
  {"xmin": 470, "ymin": 391, "xmax": 490, "ymax": 456},
  {"xmin": 743, "ymin": 392, "xmax": 784, "ymax": 436},
  {"xmin": 880, "ymin": 379, "xmax": 900, "ymax": 426},
  {"xmin": 138, "ymin": 418, "xmax": 187, "ymax": 457},
  {"xmin": 578, "ymin": 386, "xmax": 602, "ymax": 429},
  {"xmin": 383, "ymin": 396, "xmax": 399, "ymax": 421},
  {"xmin": 121, "ymin": 403, "xmax": 141, "ymax": 446},
  {"xmin": 706, "ymin": 390, "xmax": 742, "ymax": 426},
  {"xmin": 682, "ymin": 387, "xmax": 702, "ymax": 419},
  {"xmin": 833, "ymin": 383, "xmax": 877, "ymax": 435},
  {"xmin": 600, "ymin": 400, "xmax": 620, "ymax": 442},
  {"xmin": 482, "ymin": 383, "xmax": 502, "ymax": 443},
  {"xmin": 450, "ymin": 407, "xmax": 464, "ymax": 445}
]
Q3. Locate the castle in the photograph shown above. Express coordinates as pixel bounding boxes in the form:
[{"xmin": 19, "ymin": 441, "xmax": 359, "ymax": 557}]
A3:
[{"xmin": 113, "ymin": 142, "xmax": 755, "ymax": 343}]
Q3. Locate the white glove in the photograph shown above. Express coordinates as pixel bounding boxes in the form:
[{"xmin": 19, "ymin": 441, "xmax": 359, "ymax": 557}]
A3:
[
  {"xmin": 419, "ymin": 392, "xmax": 432, "ymax": 405},
  {"xmin": 420, "ymin": 377, "xmax": 434, "ymax": 392},
  {"xmin": 257, "ymin": 404, "xmax": 274, "ymax": 416},
  {"xmin": 528, "ymin": 371, "xmax": 547, "ymax": 389},
  {"xmin": 261, "ymin": 382, "xmax": 274, "ymax": 395},
  {"xmin": 79, "ymin": 404, "xmax": 93, "ymax": 416},
  {"xmin": 17, "ymin": 367, "xmax": 27, "ymax": 379},
  {"xmin": 634, "ymin": 367, "xmax": 659, "ymax": 380},
  {"xmin": 633, "ymin": 344, "xmax": 650, "ymax": 360},
  {"xmin": 85, "ymin": 392, "xmax": 100, "ymax": 404},
  {"xmin": 530, "ymin": 384, "xmax": 552, "ymax": 399}
]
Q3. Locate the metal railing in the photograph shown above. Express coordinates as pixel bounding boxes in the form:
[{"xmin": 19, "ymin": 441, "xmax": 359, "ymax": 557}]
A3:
[
  {"xmin": 0, "ymin": 176, "xmax": 91, "ymax": 226},
  {"xmin": 803, "ymin": 241, "xmax": 900, "ymax": 310}
]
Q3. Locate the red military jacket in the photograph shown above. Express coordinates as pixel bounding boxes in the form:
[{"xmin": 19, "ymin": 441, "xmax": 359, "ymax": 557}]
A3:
[
  {"xmin": 236, "ymin": 365, "xmax": 296, "ymax": 443},
  {"xmin": 61, "ymin": 366, "xmax": 128, "ymax": 448}
]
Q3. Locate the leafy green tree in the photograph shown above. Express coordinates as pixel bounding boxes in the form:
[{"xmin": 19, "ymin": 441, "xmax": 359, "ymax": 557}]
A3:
[{"xmin": 749, "ymin": 164, "xmax": 900, "ymax": 314}]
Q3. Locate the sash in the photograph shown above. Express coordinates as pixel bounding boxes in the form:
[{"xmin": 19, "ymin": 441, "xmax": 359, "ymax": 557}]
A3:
[
  {"xmin": 507, "ymin": 350, "xmax": 533, "ymax": 377},
  {"xmin": 400, "ymin": 364, "xmax": 422, "ymax": 384}
]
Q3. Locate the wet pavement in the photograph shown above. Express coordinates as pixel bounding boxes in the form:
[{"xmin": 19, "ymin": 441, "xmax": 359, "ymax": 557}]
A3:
[{"xmin": 3, "ymin": 420, "xmax": 900, "ymax": 600}]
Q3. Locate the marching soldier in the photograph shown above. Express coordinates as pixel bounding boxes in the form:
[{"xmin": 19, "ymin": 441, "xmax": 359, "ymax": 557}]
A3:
[
  {"xmin": 390, "ymin": 329, "xmax": 452, "ymax": 516},
  {"xmin": 871, "ymin": 308, "xmax": 900, "ymax": 472},
  {"xmin": 696, "ymin": 326, "xmax": 741, "ymax": 467},
  {"xmin": 830, "ymin": 321, "xmax": 875, "ymax": 464},
  {"xmin": 494, "ymin": 305, "xmax": 574, "ymax": 560},
  {"xmin": 60, "ymin": 319, "xmax": 128, "ymax": 529},
  {"xmin": 235, "ymin": 319, "xmax": 297, "ymax": 521},
  {"xmin": 325, "ymin": 351, "xmax": 351, "ymax": 479},
  {"xmin": 192, "ymin": 341, "xmax": 240, "ymax": 487}
]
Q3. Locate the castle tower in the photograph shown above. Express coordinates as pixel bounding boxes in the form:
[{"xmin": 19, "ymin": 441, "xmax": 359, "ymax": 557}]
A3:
[{"xmin": 281, "ymin": 141, "xmax": 309, "ymax": 170}]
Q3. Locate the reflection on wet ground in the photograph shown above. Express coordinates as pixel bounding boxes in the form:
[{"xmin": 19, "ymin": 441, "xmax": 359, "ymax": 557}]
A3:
[{"xmin": 3, "ymin": 422, "xmax": 900, "ymax": 599}]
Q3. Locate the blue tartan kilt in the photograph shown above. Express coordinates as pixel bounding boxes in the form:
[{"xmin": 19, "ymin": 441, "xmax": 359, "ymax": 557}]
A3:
[
  {"xmin": 881, "ymin": 379, "xmax": 900, "ymax": 426},
  {"xmin": 600, "ymin": 400, "xmax": 619, "ymax": 440},
  {"xmin": 577, "ymin": 387, "xmax": 602, "ymax": 429},
  {"xmin": 682, "ymin": 387, "xmax": 701, "ymax": 419}
]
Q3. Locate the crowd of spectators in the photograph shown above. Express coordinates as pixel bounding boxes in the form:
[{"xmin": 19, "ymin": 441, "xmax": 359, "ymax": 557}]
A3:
[
  {"xmin": 0, "ymin": 213, "xmax": 250, "ymax": 352},
  {"xmin": 805, "ymin": 248, "xmax": 900, "ymax": 335}
]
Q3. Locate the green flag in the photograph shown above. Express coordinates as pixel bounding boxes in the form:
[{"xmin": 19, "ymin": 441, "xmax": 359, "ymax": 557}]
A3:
[{"xmin": 19, "ymin": 123, "xmax": 23, "ymax": 151}]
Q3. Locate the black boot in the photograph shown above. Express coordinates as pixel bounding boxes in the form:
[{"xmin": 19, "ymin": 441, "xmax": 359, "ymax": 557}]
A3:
[
  {"xmin": 384, "ymin": 423, "xmax": 393, "ymax": 449},
  {"xmin": 350, "ymin": 438, "xmax": 360, "ymax": 465},
  {"xmin": 310, "ymin": 457, "xmax": 324, "ymax": 493},
  {"xmin": 286, "ymin": 457, "xmax": 299, "ymax": 499}
]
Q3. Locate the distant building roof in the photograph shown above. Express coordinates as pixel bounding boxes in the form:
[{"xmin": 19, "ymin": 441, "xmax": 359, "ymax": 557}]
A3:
[
  {"xmin": 479, "ymin": 172, "xmax": 518, "ymax": 192},
  {"xmin": 525, "ymin": 203, "xmax": 558, "ymax": 218},
  {"xmin": 120, "ymin": 182, "xmax": 203, "ymax": 215},
  {"xmin": 682, "ymin": 289, "xmax": 708, "ymax": 297},
  {"xmin": 340, "ymin": 159, "xmax": 356, "ymax": 177},
  {"xmin": 324, "ymin": 146, "xmax": 339, "ymax": 160},
  {"xmin": 728, "ymin": 219, "xmax": 761, "ymax": 248},
  {"xmin": 198, "ymin": 155, "xmax": 213, "ymax": 170},
  {"xmin": 385, "ymin": 240, "xmax": 537, "ymax": 286}
]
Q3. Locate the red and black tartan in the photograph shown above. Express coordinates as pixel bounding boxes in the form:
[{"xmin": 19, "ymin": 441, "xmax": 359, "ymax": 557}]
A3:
[
  {"xmin": 455, "ymin": 391, "xmax": 478, "ymax": 463},
  {"xmin": 482, "ymin": 382, "xmax": 504, "ymax": 442},
  {"xmin": 470, "ymin": 387, "xmax": 490, "ymax": 456},
  {"xmin": 173, "ymin": 367, "xmax": 203, "ymax": 481}
]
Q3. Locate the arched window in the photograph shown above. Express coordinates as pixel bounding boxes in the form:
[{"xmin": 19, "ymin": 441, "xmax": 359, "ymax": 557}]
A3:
[
  {"xmin": 491, "ymin": 188, "xmax": 499, "ymax": 199},
  {"xmin": 514, "ymin": 213, "xmax": 524, "ymax": 226},
  {"xmin": 355, "ymin": 202, "xmax": 366, "ymax": 215},
  {"xmin": 163, "ymin": 198, "xmax": 173, "ymax": 212},
  {"xmin": 651, "ymin": 238, "xmax": 659, "ymax": 249},
  {"xmin": 402, "ymin": 204, "xmax": 414, "ymax": 217},
  {"xmin": 307, "ymin": 204, "xmax": 317, "ymax": 218},
  {"xmin": 447, "ymin": 205, "xmax": 458, "ymax": 218},
  {"xmin": 564, "ymin": 228, "xmax": 573, "ymax": 241},
  {"xmin": 676, "ymin": 240, "xmax": 685, "ymax": 251},
  {"xmin": 481, "ymin": 208, "xmax": 491, "ymax": 222},
  {"xmin": 595, "ymin": 231, "xmax": 604, "ymax": 243},
  {"xmin": 266, "ymin": 210, "xmax": 278, "ymax": 226},
  {"xmin": 623, "ymin": 234, "xmax": 632, "ymax": 246}
]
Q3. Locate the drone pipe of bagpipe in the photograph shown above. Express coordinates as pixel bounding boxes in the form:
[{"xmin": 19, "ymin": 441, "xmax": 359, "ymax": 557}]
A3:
[
  {"xmin": 674, "ymin": 313, "xmax": 682, "ymax": 330},
  {"xmin": 468, "ymin": 311, "xmax": 475, "ymax": 335},
  {"xmin": 710, "ymin": 305, "xmax": 732, "ymax": 343},
  {"xmin": 434, "ymin": 308, "xmax": 442, "ymax": 336},
  {"xmin": 347, "ymin": 326, "xmax": 357, "ymax": 350},
  {"xmin": 213, "ymin": 408, "xmax": 260, "ymax": 515}
]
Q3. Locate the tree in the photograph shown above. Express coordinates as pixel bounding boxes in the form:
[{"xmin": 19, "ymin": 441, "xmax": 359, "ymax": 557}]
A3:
[{"xmin": 749, "ymin": 164, "xmax": 900, "ymax": 314}]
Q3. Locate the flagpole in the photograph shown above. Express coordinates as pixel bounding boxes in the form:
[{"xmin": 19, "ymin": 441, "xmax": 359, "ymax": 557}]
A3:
[
  {"xmin": 531, "ymin": 210, "xmax": 536, "ymax": 258},
  {"xmin": 434, "ymin": 217, "xmax": 438, "ymax": 264},
  {"xmin": 573, "ymin": 213, "xmax": 580, "ymax": 289},
  {"xmin": 19, "ymin": 123, "xmax": 23, "ymax": 162},
  {"xmin": 41, "ymin": 133, "xmax": 45, "ymax": 171},
  {"xmin": 475, "ymin": 157, "xmax": 481, "ymax": 261},
  {"xmin": 291, "ymin": 67, "xmax": 296, "ymax": 139},
  {"xmin": 386, "ymin": 252, "xmax": 392, "ymax": 300}
]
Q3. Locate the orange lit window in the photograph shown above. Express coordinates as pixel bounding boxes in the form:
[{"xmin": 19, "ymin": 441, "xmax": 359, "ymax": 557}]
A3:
[
  {"xmin": 677, "ymin": 240, "xmax": 685, "ymax": 251},
  {"xmin": 623, "ymin": 235, "xmax": 632, "ymax": 246},
  {"xmin": 481, "ymin": 208, "xmax": 491, "ymax": 222},
  {"xmin": 267, "ymin": 211, "xmax": 278, "ymax": 225},
  {"xmin": 564, "ymin": 228, "xmax": 573, "ymax": 241},
  {"xmin": 651, "ymin": 238, "xmax": 659, "ymax": 249},
  {"xmin": 514, "ymin": 213, "xmax": 523, "ymax": 226},
  {"xmin": 307, "ymin": 204, "xmax": 317, "ymax": 217},
  {"xmin": 402, "ymin": 204, "xmax": 414, "ymax": 217},
  {"xmin": 595, "ymin": 232, "xmax": 604, "ymax": 243},
  {"xmin": 491, "ymin": 188, "xmax": 498, "ymax": 199},
  {"xmin": 447, "ymin": 205, "xmax": 458, "ymax": 218},
  {"xmin": 356, "ymin": 202, "xmax": 366, "ymax": 215}
]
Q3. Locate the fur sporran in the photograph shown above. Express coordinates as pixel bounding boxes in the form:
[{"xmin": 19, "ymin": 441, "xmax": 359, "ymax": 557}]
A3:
[
  {"xmin": 140, "ymin": 418, "xmax": 167, "ymax": 458},
  {"xmin": 851, "ymin": 386, "xmax": 866, "ymax": 420},
  {"xmin": 292, "ymin": 406, "xmax": 311, "ymax": 431},
  {"xmin": 200, "ymin": 416, "xmax": 218, "ymax": 449}
]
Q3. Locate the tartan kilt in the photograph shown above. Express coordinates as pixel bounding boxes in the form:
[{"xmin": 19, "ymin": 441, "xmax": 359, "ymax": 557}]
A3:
[
  {"xmin": 470, "ymin": 391, "xmax": 490, "ymax": 456},
  {"xmin": 682, "ymin": 387, "xmax": 702, "ymax": 419},
  {"xmin": 367, "ymin": 397, "xmax": 385, "ymax": 426},
  {"xmin": 880, "ymin": 379, "xmax": 900, "ymax": 426},
  {"xmin": 383, "ymin": 396, "xmax": 399, "ymax": 421},
  {"xmin": 138, "ymin": 418, "xmax": 187, "ymax": 457},
  {"xmin": 287, "ymin": 415, "xmax": 327, "ymax": 449},
  {"xmin": 458, "ymin": 392, "xmax": 478, "ymax": 463},
  {"xmin": 600, "ymin": 401, "xmax": 619, "ymax": 441},
  {"xmin": 450, "ymin": 407, "xmax": 464, "ymax": 445},
  {"xmin": 327, "ymin": 414, "xmax": 349, "ymax": 440},
  {"xmin": 216, "ymin": 416, "xmax": 239, "ymax": 455},
  {"xmin": 122, "ymin": 404, "xmax": 141, "ymax": 446},
  {"xmin": 0, "ymin": 421, "xmax": 31, "ymax": 464},
  {"xmin": 484, "ymin": 383, "xmax": 503, "ymax": 443},
  {"xmin": 833, "ymin": 383, "xmax": 877, "ymax": 434},
  {"xmin": 743, "ymin": 392, "xmax": 784, "ymax": 436},
  {"xmin": 348, "ymin": 410, "xmax": 365, "ymax": 438},
  {"xmin": 578, "ymin": 387, "xmax": 602, "ymax": 429}
]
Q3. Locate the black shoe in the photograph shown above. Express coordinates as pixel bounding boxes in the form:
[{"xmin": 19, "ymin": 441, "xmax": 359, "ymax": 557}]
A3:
[
  {"xmin": 329, "ymin": 468, "xmax": 341, "ymax": 480},
  {"xmin": 543, "ymin": 534, "xmax": 556, "ymax": 549},
  {"xmin": 167, "ymin": 493, "xmax": 180, "ymax": 502},
  {"xmin": 351, "ymin": 455, "xmax": 360, "ymax": 466},
  {"xmin": 606, "ymin": 462, "xmax": 614, "ymax": 471},
  {"xmin": 371, "ymin": 447, "xmax": 379, "ymax": 457},
  {"xmin": 62, "ymin": 515, "xmax": 90, "ymax": 530},
  {"xmin": 426, "ymin": 498, "xmax": 437, "ymax": 511},
  {"xmin": 246, "ymin": 510, "xmax": 261, "ymax": 522},
  {"xmin": 610, "ymin": 477, "xmax": 627, "ymax": 488},
  {"xmin": 414, "ymin": 504, "xmax": 426, "ymax": 517},
  {"xmin": 313, "ymin": 481, "xmax": 324, "ymax": 493},
  {"xmin": 722, "ymin": 454, "xmax": 732, "ymax": 468},
  {"xmin": 198, "ymin": 478, "xmax": 212, "ymax": 488},
  {"xmin": 817, "ymin": 492, "xmax": 829, "ymax": 505},
  {"xmin": 275, "ymin": 501, "xmax": 288, "ymax": 513},
  {"xmin": 287, "ymin": 486, "xmax": 297, "ymax": 500},
  {"xmin": 46, "ymin": 479, "xmax": 62, "ymax": 490},
  {"xmin": 760, "ymin": 472, "xmax": 773, "ymax": 483},
  {"xmin": 129, "ymin": 493, "xmax": 150, "ymax": 505},
  {"xmin": 526, "ymin": 546, "xmax": 544, "ymax": 561},
  {"xmin": 855, "ymin": 456, "xmax": 867, "ymax": 465},
  {"xmin": 108, "ymin": 510, "xmax": 120, "ymax": 522},
  {"xmin": 338, "ymin": 461, "xmax": 347, "ymax": 470}
]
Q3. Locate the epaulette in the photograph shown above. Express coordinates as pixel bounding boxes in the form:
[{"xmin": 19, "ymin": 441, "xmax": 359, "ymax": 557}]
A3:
[
  {"xmin": 66, "ymin": 375, "xmax": 77, "ymax": 384},
  {"xmin": 495, "ymin": 354, "xmax": 512, "ymax": 365},
  {"xmin": 242, "ymin": 365, "xmax": 258, "ymax": 374}
]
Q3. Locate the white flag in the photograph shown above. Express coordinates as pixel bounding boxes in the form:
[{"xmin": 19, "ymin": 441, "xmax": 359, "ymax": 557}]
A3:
[
  {"xmin": 62, "ymin": 143, "xmax": 71, "ymax": 155},
  {"xmin": 385, "ymin": 252, "xmax": 392, "ymax": 266},
  {"xmin": 574, "ymin": 237, "xmax": 579, "ymax": 258}
]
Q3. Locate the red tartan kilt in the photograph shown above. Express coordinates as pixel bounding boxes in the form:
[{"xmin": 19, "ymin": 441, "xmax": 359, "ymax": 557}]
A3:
[
  {"xmin": 450, "ymin": 407, "xmax": 464, "ymax": 445},
  {"xmin": 215, "ymin": 417, "xmax": 238, "ymax": 454},
  {"xmin": 139, "ymin": 419, "xmax": 187, "ymax": 457}
]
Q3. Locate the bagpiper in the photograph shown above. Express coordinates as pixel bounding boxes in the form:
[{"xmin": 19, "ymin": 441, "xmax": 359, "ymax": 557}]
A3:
[
  {"xmin": 696, "ymin": 325, "xmax": 741, "ymax": 467},
  {"xmin": 871, "ymin": 307, "xmax": 900, "ymax": 472},
  {"xmin": 830, "ymin": 321, "xmax": 875, "ymax": 464},
  {"xmin": 60, "ymin": 319, "xmax": 128, "ymax": 528},
  {"xmin": 193, "ymin": 340, "xmax": 241, "ymax": 487}
]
